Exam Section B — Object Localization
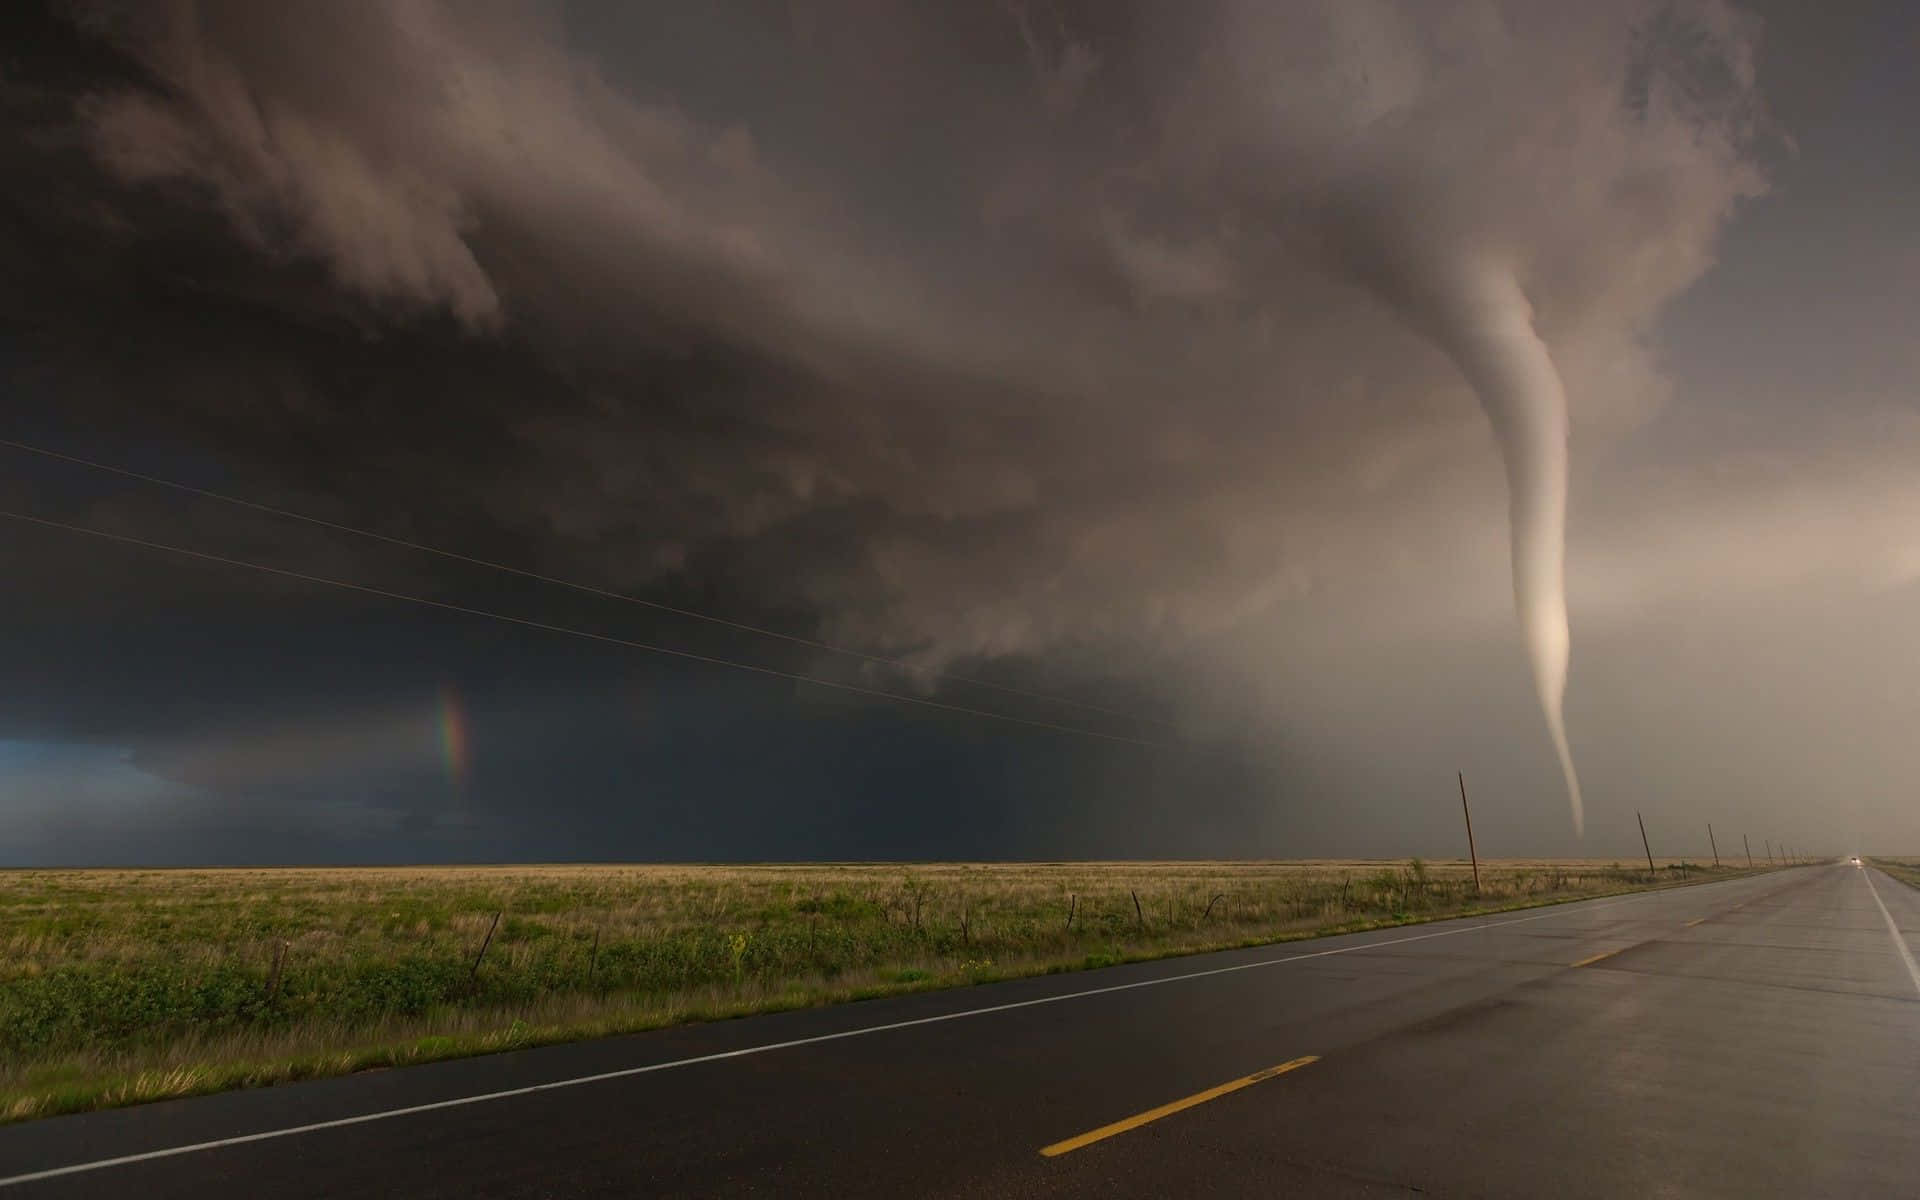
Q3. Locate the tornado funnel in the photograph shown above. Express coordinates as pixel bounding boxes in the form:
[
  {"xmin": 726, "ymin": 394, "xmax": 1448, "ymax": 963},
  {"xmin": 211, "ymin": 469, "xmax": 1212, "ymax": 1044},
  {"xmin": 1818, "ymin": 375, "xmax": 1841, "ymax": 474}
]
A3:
[{"xmin": 1363, "ymin": 254, "xmax": 1585, "ymax": 833}]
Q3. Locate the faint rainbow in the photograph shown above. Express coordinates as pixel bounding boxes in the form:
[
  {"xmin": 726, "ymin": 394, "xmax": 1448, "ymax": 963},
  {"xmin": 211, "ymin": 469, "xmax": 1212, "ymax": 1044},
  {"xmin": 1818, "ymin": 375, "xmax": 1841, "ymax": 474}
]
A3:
[{"xmin": 437, "ymin": 682, "xmax": 471, "ymax": 788}]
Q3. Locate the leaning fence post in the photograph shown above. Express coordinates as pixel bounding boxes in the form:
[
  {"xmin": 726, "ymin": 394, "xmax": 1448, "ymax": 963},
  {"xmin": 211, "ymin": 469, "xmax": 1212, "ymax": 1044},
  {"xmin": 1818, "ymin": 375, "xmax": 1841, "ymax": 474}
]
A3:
[
  {"xmin": 266, "ymin": 940, "xmax": 288, "ymax": 1006},
  {"xmin": 469, "ymin": 910, "xmax": 502, "ymax": 988}
]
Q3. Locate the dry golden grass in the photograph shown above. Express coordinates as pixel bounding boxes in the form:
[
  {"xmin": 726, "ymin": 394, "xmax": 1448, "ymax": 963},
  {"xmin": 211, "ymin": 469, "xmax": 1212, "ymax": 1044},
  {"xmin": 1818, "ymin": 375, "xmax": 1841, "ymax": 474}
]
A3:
[
  {"xmin": 1871, "ymin": 858, "xmax": 1920, "ymax": 889},
  {"xmin": 0, "ymin": 856, "xmax": 1739, "ymax": 1122}
]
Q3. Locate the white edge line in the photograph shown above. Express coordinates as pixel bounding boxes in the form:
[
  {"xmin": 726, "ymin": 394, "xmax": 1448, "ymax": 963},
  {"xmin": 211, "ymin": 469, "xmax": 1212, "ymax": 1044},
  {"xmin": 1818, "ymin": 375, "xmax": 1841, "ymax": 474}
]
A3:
[
  {"xmin": 1862, "ymin": 868, "xmax": 1920, "ymax": 998},
  {"xmin": 0, "ymin": 876, "xmax": 1757, "ymax": 1188}
]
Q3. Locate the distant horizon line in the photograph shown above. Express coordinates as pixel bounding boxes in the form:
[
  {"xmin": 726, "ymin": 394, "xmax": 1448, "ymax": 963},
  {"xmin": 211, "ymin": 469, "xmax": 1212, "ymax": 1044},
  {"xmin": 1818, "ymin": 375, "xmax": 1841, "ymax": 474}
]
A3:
[{"xmin": 0, "ymin": 854, "xmax": 1841, "ymax": 872}]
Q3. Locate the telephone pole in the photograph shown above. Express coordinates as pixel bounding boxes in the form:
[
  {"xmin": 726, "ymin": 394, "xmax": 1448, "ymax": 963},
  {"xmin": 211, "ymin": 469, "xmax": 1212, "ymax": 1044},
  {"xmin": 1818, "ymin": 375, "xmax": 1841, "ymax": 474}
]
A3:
[
  {"xmin": 1708, "ymin": 823, "xmax": 1719, "ymax": 868},
  {"xmin": 1638, "ymin": 811, "xmax": 1656, "ymax": 880},
  {"xmin": 1458, "ymin": 772, "xmax": 1480, "ymax": 897}
]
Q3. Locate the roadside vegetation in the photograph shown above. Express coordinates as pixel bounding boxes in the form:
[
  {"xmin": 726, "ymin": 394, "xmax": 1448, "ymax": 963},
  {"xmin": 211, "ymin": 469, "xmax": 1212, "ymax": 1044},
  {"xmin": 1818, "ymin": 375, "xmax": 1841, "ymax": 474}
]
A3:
[
  {"xmin": 0, "ymin": 857, "xmax": 1753, "ymax": 1121},
  {"xmin": 1870, "ymin": 857, "xmax": 1920, "ymax": 889}
]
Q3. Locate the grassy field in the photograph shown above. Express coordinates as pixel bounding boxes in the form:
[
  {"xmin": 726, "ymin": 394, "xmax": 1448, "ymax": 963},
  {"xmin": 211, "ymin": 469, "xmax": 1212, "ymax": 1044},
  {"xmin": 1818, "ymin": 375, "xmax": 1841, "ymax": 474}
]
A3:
[
  {"xmin": 0, "ymin": 857, "xmax": 1753, "ymax": 1122},
  {"xmin": 1871, "ymin": 858, "xmax": 1920, "ymax": 889}
]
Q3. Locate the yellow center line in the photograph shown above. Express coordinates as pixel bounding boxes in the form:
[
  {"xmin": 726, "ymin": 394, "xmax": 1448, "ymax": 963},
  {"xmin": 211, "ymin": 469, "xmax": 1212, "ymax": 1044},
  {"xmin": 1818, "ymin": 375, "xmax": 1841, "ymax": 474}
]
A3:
[
  {"xmin": 1039, "ymin": 1055, "xmax": 1320, "ymax": 1157},
  {"xmin": 1684, "ymin": 917, "xmax": 1706, "ymax": 927},
  {"xmin": 1571, "ymin": 949, "xmax": 1621, "ymax": 967}
]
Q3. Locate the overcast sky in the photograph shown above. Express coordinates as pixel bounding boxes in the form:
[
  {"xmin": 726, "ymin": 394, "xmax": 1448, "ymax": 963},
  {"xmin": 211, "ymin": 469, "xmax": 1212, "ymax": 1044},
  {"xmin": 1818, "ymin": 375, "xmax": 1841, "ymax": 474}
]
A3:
[{"xmin": 2, "ymin": 0, "xmax": 1915, "ymax": 866}]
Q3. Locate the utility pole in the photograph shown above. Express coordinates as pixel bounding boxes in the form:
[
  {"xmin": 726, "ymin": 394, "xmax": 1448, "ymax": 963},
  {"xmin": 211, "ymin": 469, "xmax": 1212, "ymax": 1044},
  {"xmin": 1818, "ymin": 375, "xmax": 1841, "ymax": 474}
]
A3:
[
  {"xmin": 1458, "ymin": 772, "xmax": 1480, "ymax": 897},
  {"xmin": 1766, "ymin": 839, "xmax": 1774, "ymax": 865},
  {"xmin": 1708, "ymin": 823, "xmax": 1719, "ymax": 868},
  {"xmin": 1744, "ymin": 833, "xmax": 1753, "ymax": 869},
  {"xmin": 1638, "ymin": 811, "xmax": 1656, "ymax": 880}
]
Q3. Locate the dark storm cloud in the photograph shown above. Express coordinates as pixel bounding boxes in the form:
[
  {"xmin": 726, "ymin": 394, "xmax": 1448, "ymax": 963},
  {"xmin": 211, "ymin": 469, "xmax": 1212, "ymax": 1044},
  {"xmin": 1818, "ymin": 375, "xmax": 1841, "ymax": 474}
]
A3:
[
  {"xmin": 18, "ymin": 0, "xmax": 1764, "ymax": 657},
  {"xmin": 2, "ymin": 0, "xmax": 1914, "ymax": 861}
]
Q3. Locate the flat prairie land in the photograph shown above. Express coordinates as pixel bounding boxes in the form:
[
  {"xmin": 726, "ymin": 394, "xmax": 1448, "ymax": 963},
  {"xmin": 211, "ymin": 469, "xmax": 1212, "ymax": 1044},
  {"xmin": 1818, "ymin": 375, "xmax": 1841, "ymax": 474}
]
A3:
[
  {"xmin": 1872, "ymin": 857, "xmax": 1920, "ymax": 888},
  {"xmin": 0, "ymin": 856, "xmax": 1748, "ymax": 1121}
]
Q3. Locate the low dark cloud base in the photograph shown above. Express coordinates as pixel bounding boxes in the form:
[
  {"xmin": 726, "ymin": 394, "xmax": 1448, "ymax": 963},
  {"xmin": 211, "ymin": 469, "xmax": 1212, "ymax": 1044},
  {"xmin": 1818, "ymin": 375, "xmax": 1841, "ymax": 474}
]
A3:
[{"xmin": 3, "ymin": 1, "xmax": 1909, "ymax": 862}]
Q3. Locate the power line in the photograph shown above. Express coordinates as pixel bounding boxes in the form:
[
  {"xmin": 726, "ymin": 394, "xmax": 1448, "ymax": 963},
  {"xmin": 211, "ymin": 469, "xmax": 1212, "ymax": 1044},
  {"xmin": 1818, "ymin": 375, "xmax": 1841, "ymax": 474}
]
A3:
[
  {"xmin": 1, "ymin": 437, "xmax": 1166, "ymax": 729},
  {"xmin": 0, "ymin": 508, "xmax": 1176, "ymax": 750}
]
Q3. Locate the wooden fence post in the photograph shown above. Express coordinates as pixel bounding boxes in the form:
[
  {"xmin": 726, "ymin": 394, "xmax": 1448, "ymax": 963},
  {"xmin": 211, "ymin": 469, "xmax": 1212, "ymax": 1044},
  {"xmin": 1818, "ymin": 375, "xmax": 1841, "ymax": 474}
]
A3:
[
  {"xmin": 266, "ymin": 940, "xmax": 288, "ymax": 1005},
  {"xmin": 469, "ymin": 911, "xmax": 502, "ymax": 988}
]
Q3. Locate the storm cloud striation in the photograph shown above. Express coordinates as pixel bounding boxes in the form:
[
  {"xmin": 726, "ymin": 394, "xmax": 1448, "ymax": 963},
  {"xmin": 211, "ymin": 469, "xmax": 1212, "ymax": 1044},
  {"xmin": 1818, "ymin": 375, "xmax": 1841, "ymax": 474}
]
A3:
[{"xmin": 25, "ymin": 0, "xmax": 1915, "ymax": 867}]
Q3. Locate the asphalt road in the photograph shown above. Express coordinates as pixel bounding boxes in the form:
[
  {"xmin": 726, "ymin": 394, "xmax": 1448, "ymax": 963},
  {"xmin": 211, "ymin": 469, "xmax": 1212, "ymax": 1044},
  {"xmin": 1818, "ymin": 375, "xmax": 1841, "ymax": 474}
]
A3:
[{"xmin": 3, "ymin": 862, "xmax": 1916, "ymax": 1198}]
